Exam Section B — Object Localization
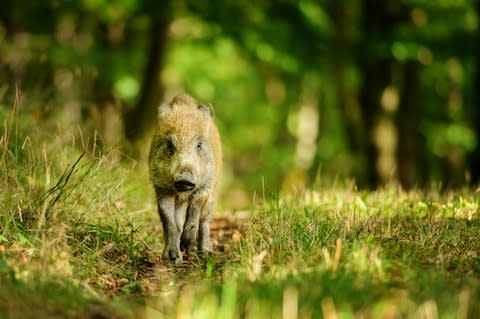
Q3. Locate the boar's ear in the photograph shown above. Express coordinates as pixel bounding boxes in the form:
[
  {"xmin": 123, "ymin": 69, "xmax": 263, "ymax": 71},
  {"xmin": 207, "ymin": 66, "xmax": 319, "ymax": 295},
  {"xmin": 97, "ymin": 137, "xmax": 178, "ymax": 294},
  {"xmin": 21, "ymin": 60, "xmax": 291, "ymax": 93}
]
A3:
[
  {"xmin": 172, "ymin": 93, "xmax": 195, "ymax": 105},
  {"xmin": 198, "ymin": 103, "xmax": 214, "ymax": 118},
  {"xmin": 157, "ymin": 102, "xmax": 173, "ymax": 119}
]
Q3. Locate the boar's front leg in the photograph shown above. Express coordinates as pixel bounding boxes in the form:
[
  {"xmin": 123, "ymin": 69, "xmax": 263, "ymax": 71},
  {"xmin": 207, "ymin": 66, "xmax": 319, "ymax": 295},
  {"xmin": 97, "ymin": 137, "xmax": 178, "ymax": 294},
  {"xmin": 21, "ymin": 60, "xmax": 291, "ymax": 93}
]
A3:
[
  {"xmin": 180, "ymin": 204, "xmax": 200, "ymax": 253},
  {"xmin": 156, "ymin": 192, "xmax": 183, "ymax": 263},
  {"xmin": 180, "ymin": 192, "xmax": 207, "ymax": 253},
  {"xmin": 198, "ymin": 200, "xmax": 214, "ymax": 252}
]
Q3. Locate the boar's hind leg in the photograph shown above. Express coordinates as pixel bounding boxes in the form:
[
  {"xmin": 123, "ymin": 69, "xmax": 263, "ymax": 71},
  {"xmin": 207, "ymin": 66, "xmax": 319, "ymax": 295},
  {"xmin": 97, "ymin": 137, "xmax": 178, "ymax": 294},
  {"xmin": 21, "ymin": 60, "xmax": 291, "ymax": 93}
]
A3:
[{"xmin": 156, "ymin": 194, "xmax": 182, "ymax": 263}]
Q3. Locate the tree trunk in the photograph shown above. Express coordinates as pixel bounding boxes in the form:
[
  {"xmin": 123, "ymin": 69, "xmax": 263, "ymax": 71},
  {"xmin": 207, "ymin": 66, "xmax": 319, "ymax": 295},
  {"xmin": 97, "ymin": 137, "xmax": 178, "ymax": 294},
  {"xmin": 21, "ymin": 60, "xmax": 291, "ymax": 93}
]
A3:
[
  {"xmin": 359, "ymin": 0, "xmax": 408, "ymax": 188},
  {"xmin": 359, "ymin": 63, "xmax": 390, "ymax": 188},
  {"xmin": 470, "ymin": 2, "xmax": 480, "ymax": 185},
  {"xmin": 397, "ymin": 61, "xmax": 423, "ymax": 189},
  {"xmin": 0, "ymin": 0, "xmax": 13, "ymax": 36},
  {"xmin": 123, "ymin": 14, "xmax": 169, "ymax": 146},
  {"xmin": 328, "ymin": 1, "xmax": 369, "ymax": 187},
  {"xmin": 358, "ymin": 1, "xmax": 393, "ymax": 188}
]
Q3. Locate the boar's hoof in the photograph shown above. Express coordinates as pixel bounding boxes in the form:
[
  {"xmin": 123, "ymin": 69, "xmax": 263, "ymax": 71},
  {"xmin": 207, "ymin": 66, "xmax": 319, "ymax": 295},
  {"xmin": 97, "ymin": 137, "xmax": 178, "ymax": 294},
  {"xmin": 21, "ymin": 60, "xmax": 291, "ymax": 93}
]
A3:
[
  {"xmin": 166, "ymin": 249, "xmax": 182, "ymax": 263},
  {"xmin": 180, "ymin": 238, "xmax": 194, "ymax": 253}
]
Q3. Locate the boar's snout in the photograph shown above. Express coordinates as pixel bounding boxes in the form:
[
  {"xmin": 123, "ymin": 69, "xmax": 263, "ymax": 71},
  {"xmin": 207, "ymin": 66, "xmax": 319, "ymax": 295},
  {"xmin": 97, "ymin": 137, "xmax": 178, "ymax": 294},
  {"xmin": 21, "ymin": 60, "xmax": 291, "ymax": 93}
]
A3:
[{"xmin": 174, "ymin": 171, "xmax": 196, "ymax": 192}]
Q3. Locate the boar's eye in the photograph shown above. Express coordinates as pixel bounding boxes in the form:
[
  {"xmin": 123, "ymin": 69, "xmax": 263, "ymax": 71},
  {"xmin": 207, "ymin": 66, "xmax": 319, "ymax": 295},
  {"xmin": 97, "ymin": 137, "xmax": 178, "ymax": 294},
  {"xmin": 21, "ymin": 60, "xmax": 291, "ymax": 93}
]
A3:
[
  {"xmin": 166, "ymin": 136, "xmax": 175, "ymax": 154},
  {"xmin": 196, "ymin": 141, "xmax": 203, "ymax": 151}
]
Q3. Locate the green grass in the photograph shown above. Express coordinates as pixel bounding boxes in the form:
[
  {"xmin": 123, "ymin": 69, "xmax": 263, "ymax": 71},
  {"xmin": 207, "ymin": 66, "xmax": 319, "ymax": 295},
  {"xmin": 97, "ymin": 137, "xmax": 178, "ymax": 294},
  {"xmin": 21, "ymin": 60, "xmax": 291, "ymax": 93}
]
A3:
[{"xmin": 2, "ymin": 110, "xmax": 480, "ymax": 318}]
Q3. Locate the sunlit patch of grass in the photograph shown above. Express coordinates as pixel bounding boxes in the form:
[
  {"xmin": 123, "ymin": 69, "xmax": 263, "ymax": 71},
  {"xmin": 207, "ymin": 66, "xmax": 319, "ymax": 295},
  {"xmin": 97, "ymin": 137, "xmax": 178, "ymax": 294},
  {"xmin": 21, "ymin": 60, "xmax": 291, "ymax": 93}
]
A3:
[{"xmin": 141, "ymin": 187, "xmax": 480, "ymax": 318}]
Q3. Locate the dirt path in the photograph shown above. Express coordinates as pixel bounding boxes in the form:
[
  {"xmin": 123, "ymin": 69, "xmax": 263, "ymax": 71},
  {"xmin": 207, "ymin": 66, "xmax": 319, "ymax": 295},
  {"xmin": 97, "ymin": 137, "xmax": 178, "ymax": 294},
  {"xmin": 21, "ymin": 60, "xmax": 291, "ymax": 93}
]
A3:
[
  {"xmin": 210, "ymin": 210, "xmax": 249, "ymax": 252},
  {"xmin": 137, "ymin": 210, "xmax": 250, "ymax": 294}
]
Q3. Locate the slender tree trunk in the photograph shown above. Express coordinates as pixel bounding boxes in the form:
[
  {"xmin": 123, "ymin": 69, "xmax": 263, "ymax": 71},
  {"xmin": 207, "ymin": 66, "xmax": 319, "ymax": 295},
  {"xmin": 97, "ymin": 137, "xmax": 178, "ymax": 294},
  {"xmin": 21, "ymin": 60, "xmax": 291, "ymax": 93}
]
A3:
[
  {"xmin": 359, "ymin": 0, "xmax": 409, "ymax": 188},
  {"xmin": 358, "ymin": 0, "xmax": 395, "ymax": 188},
  {"xmin": 397, "ymin": 61, "xmax": 424, "ymax": 189},
  {"xmin": 328, "ymin": 1, "xmax": 369, "ymax": 187},
  {"xmin": 0, "ymin": 0, "xmax": 13, "ymax": 36},
  {"xmin": 359, "ymin": 62, "xmax": 390, "ymax": 188},
  {"xmin": 123, "ymin": 14, "xmax": 169, "ymax": 145},
  {"xmin": 470, "ymin": 2, "xmax": 480, "ymax": 185}
]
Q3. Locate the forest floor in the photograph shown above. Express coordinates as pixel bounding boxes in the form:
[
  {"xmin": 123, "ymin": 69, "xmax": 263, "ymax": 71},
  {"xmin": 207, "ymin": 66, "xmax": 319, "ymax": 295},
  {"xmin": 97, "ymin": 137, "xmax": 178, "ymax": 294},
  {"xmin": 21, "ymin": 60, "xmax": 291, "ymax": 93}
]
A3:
[{"xmin": 2, "ymin": 121, "xmax": 480, "ymax": 318}]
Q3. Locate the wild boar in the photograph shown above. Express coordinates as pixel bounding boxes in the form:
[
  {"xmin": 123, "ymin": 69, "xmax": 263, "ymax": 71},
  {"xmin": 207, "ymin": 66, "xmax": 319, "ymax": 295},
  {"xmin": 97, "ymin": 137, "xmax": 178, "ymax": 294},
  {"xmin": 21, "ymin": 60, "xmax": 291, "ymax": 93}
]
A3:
[{"xmin": 148, "ymin": 93, "xmax": 222, "ymax": 263}]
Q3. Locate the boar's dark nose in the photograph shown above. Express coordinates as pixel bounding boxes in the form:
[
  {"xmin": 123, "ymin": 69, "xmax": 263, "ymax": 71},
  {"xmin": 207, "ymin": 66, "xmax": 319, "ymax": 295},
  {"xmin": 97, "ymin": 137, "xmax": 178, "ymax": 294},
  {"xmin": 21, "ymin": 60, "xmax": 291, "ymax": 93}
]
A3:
[
  {"xmin": 174, "ymin": 172, "xmax": 196, "ymax": 192},
  {"xmin": 174, "ymin": 180, "xmax": 195, "ymax": 192}
]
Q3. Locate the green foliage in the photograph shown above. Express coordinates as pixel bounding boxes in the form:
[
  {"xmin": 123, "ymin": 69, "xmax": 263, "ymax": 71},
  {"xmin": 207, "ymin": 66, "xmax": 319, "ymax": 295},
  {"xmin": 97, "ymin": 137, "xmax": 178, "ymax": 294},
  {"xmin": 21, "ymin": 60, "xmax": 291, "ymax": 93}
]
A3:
[{"xmin": 1, "ymin": 0, "xmax": 479, "ymax": 192}]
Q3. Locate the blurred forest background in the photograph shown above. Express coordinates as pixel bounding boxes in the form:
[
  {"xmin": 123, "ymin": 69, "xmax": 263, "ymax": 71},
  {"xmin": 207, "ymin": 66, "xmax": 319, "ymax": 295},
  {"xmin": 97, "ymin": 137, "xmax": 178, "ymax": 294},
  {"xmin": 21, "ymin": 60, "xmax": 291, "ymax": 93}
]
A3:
[{"xmin": 1, "ymin": 0, "xmax": 479, "ymax": 206}]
